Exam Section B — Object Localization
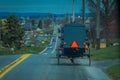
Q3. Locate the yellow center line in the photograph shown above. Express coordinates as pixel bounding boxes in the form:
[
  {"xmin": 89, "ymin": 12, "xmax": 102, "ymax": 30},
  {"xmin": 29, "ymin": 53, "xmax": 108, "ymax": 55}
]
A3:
[
  {"xmin": 1, "ymin": 55, "xmax": 24, "ymax": 71},
  {"xmin": 0, "ymin": 54, "xmax": 31, "ymax": 78},
  {"xmin": 0, "ymin": 55, "xmax": 24, "ymax": 73}
]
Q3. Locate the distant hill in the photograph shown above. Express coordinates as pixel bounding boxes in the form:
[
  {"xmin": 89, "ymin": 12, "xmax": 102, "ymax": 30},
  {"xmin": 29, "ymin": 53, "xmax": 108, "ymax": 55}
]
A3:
[{"xmin": 0, "ymin": 12, "xmax": 90, "ymax": 19}]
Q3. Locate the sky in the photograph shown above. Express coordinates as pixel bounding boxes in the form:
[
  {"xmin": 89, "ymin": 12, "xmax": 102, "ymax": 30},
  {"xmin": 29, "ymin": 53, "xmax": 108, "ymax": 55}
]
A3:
[{"xmin": 0, "ymin": 0, "xmax": 89, "ymax": 14}]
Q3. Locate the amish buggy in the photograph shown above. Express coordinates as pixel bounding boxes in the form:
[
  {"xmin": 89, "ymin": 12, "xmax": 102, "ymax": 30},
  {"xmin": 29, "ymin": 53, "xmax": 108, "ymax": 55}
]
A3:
[{"xmin": 56, "ymin": 23, "xmax": 91, "ymax": 65}]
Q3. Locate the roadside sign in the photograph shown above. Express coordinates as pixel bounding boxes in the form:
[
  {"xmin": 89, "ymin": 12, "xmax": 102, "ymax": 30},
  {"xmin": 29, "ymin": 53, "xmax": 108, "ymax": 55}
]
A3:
[
  {"xmin": 41, "ymin": 41, "xmax": 45, "ymax": 44},
  {"xmin": 100, "ymin": 42, "xmax": 106, "ymax": 48}
]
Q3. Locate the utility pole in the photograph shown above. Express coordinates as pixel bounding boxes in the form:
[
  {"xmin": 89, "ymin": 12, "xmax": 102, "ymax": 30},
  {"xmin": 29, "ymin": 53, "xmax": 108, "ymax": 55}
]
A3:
[
  {"xmin": 0, "ymin": 20, "xmax": 2, "ymax": 47},
  {"xmin": 82, "ymin": 0, "xmax": 85, "ymax": 24},
  {"xmin": 72, "ymin": 0, "xmax": 75, "ymax": 23}
]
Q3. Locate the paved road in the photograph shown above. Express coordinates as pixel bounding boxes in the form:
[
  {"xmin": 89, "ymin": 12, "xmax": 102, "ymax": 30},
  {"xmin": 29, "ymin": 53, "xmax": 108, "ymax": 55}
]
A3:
[
  {"xmin": 1, "ymin": 50, "xmax": 111, "ymax": 80},
  {"xmin": 1, "ymin": 46, "xmax": 112, "ymax": 80},
  {"xmin": 0, "ymin": 25, "xmax": 112, "ymax": 80},
  {"xmin": 0, "ymin": 55, "xmax": 21, "ymax": 69}
]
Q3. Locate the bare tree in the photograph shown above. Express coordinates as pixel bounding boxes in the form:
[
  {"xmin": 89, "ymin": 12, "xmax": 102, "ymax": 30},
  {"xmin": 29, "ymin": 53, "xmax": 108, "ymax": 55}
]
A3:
[
  {"xmin": 88, "ymin": 0, "xmax": 118, "ymax": 48},
  {"xmin": 60, "ymin": 15, "xmax": 69, "ymax": 26},
  {"xmin": 43, "ymin": 17, "xmax": 52, "ymax": 34},
  {"xmin": 96, "ymin": 0, "xmax": 100, "ymax": 49}
]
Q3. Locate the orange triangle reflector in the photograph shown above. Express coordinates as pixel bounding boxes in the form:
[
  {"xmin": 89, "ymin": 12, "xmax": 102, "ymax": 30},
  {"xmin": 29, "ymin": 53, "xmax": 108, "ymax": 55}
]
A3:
[{"xmin": 70, "ymin": 41, "xmax": 79, "ymax": 48}]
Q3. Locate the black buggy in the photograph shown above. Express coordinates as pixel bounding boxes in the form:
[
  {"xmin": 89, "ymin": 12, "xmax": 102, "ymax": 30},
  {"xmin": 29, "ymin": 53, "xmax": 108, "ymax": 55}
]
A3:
[{"xmin": 56, "ymin": 23, "xmax": 91, "ymax": 66}]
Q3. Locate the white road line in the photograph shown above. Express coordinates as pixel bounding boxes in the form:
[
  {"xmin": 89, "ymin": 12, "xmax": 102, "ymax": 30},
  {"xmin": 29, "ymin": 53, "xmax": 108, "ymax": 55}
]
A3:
[
  {"xmin": 43, "ymin": 53, "xmax": 48, "ymax": 55},
  {"xmin": 39, "ymin": 48, "xmax": 48, "ymax": 54},
  {"xmin": 51, "ymin": 35, "xmax": 58, "ymax": 54}
]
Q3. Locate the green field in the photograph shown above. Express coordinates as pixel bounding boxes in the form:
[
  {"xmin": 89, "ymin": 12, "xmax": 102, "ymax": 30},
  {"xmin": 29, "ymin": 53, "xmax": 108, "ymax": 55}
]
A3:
[
  {"xmin": 0, "ymin": 40, "xmax": 50, "ymax": 55},
  {"xmin": 91, "ymin": 45, "xmax": 120, "ymax": 61},
  {"xmin": 106, "ymin": 64, "xmax": 120, "ymax": 80},
  {"xmin": 0, "ymin": 46, "xmax": 46, "ymax": 55},
  {"xmin": 91, "ymin": 45, "xmax": 120, "ymax": 80}
]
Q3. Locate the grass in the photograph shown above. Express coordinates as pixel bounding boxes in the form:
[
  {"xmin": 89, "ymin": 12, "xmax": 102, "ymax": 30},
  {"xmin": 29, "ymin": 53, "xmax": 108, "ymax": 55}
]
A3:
[
  {"xmin": 0, "ymin": 46, "xmax": 46, "ymax": 55},
  {"xmin": 91, "ymin": 45, "xmax": 120, "ymax": 61},
  {"xmin": 91, "ymin": 46, "xmax": 120, "ymax": 80},
  {"xmin": 15, "ymin": 46, "xmax": 46, "ymax": 54},
  {"xmin": 0, "ymin": 48, "xmax": 10, "ymax": 55},
  {"xmin": 105, "ymin": 64, "xmax": 120, "ymax": 80},
  {"xmin": 0, "ymin": 41, "xmax": 50, "ymax": 55}
]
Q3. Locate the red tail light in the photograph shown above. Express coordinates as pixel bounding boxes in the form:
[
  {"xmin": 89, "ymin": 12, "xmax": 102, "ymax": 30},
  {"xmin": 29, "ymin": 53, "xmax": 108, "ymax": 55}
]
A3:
[
  {"xmin": 85, "ymin": 48, "xmax": 88, "ymax": 51},
  {"xmin": 61, "ymin": 48, "xmax": 64, "ymax": 51},
  {"xmin": 84, "ymin": 42, "xmax": 89, "ymax": 51}
]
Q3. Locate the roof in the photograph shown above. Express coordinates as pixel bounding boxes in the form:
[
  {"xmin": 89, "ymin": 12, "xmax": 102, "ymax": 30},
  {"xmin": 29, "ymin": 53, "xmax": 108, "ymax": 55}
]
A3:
[{"xmin": 22, "ymin": 24, "xmax": 37, "ymax": 30}]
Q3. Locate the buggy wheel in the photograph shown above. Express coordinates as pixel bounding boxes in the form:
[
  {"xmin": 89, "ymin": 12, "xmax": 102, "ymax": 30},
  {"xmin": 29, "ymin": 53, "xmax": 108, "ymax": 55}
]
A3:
[
  {"xmin": 57, "ymin": 57, "xmax": 60, "ymax": 64},
  {"xmin": 57, "ymin": 54, "xmax": 60, "ymax": 64},
  {"xmin": 88, "ymin": 47, "xmax": 91, "ymax": 66},
  {"xmin": 70, "ymin": 58, "xmax": 74, "ymax": 63},
  {"xmin": 88, "ymin": 55, "xmax": 91, "ymax": 66}
]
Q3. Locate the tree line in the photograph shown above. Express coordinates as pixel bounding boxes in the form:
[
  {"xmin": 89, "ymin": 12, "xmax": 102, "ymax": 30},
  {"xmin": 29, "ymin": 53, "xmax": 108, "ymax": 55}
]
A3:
[{"xmin": 88, "ymin": 0, "xmax": 119, "ymax": 49}]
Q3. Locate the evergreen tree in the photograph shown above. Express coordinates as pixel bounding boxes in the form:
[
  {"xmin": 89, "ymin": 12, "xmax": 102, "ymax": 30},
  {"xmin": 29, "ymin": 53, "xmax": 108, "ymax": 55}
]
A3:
[
  {"xmin": 31, "ymin": 19, "xmax": 35, "ymax": 26},
  {"xmin": 37, "ymin": 19, "xmax": 42, "ymax": 29},
  {"xmin": 2, "ymin": 15, "xmax": 25, "ymax": 49}
]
